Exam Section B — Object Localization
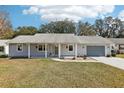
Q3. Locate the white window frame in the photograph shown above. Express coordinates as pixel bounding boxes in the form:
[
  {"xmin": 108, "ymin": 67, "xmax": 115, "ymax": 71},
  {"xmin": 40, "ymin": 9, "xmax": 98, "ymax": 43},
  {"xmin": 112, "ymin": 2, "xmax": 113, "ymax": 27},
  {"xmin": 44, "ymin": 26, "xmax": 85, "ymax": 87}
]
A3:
[
  {"xmin": 17, "ymin": 44, "xmax": 23, "ymax": 52},
  {"xmin": 119, "ymin": 44, "xmax": 124, "ymax": 49},
  {"xmin": 37, "ymin": 44, "xmax": 45, "ymax": 52},
  {"xmin": 0, "ymin": 46, "xmax": 4, "ymax": 52},
  {"xmin": 68, "ymin": 44, "xmax": 73, "ymax": 51}
]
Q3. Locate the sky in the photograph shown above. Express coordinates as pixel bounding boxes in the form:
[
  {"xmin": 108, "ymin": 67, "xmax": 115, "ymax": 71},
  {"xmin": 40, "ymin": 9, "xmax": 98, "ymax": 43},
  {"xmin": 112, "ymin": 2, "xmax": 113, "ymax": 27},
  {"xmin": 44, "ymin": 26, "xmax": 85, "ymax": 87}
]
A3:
[{"xmin": 0, "ymin": 5, "xmax": 124, "ymax": 29}]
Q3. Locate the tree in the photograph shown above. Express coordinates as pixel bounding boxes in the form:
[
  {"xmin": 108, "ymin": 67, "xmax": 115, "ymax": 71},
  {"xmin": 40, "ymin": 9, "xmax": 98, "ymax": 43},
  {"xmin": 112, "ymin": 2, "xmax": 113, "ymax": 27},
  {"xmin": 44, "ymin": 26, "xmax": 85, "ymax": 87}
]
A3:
[
  {"xmin": 116, "ymin": 20, "xmax": 124, "ymax": 38},
  {"xmin": 94, "ymin": 19, "xmax": 104, "ymax": 36},
  {"xmin": 14, "ymin": 26, "xmax": 37, "ymax": 37},
  {"xmin": 0, "ymin": 11, "xmax": 14, "ymax": 39},
  {"xmin": 94, "ymin": 16, "xmax": 123, "ymax": 38},
  {"xmin": 39, "ymin": 19, "xmax": 76, "ymax": 33},
  {"xmin": 78, "ymin": 22, "xmax": 96, "ymax": 36}
]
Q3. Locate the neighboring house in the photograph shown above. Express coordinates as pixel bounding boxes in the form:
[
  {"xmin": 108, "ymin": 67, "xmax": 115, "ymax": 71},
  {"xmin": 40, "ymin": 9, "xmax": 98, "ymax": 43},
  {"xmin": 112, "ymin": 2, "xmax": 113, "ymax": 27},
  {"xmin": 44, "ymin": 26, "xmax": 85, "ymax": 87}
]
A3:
[
  {"xmin": 0, "ymin": 40, "xmax": 10, "ymax": 55},
  {"xmin": 109, "ymin": 38, "xmax": 124, "ymax": 53},
  {"xmin": 6, "ymin": 34, "xmax": 113, "ymax": 58}
]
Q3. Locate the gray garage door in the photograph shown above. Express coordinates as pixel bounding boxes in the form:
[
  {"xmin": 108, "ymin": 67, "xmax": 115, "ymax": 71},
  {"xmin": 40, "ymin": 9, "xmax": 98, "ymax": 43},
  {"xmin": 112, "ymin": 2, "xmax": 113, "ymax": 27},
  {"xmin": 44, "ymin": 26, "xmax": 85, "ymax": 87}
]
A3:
[{"xmin": 87, "ymin": 46, "xmax": 105, "ymax": 56}]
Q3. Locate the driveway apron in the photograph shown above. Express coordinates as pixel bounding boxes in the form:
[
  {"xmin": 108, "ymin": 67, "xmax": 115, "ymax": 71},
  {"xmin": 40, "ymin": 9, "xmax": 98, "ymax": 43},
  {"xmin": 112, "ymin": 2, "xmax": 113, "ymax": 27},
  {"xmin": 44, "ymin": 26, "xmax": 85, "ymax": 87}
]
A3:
[{"xmin": 92, "ymin": 57, "xmax": 124, "ymax": 70}]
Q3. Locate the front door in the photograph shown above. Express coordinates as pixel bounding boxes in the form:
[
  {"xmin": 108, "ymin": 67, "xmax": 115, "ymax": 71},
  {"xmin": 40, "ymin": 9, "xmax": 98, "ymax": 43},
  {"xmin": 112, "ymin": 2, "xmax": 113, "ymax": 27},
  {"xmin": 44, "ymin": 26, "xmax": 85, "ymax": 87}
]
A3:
[{"xmin": 55, "ymin": 46, "xmax": 58, "ymax": 56}]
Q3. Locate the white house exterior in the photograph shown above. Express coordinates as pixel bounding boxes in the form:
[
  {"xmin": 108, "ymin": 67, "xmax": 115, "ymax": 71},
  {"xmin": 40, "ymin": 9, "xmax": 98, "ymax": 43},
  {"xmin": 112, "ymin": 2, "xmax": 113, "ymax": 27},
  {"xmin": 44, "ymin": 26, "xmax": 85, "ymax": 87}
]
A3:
[
  {"xmin": 6, "ymin": 34, "xmax": 114, "ymax": 58},
  {"xmin": 109, "ymin": 38, "xmax": 124, "ymax": 53},
  {"xmin": 0, "ymin": 40, "xmax": 10, "ymax": 55}
]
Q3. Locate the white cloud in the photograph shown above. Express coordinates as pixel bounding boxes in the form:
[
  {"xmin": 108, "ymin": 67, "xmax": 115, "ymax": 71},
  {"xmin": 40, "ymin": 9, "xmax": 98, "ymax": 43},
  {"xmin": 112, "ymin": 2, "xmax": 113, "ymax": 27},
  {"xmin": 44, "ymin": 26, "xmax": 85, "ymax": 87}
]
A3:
[
  {"xmin": 23, "ymin": 6, "xmax": 39, "ymax": 14},
  {"xmin": 118, "ymin": 10, "xmax": 124, "ymax": 21},
  {"xmin": 23, "ymin": 5, "xmax": 115, "ymax": 22}
]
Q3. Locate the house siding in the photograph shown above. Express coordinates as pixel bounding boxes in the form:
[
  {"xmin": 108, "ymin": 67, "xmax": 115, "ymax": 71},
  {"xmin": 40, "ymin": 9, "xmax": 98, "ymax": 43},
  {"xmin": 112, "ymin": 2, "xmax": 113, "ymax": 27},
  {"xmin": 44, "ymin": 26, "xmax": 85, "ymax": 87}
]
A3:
[
  {"xmin": 9, "ymin": 44, "xmax": 28, "ymax": 57},
  {"xmin": 47, "ymin": 44, "xmax": 55, "ymax": 56},
  {"xmin": 30, "ymin": 44, "xmax": 45, "ymax": 57},
  {"xmin": 61, "ymin": 44, "xmax": 75, "ymax": 56},
  {"xmin": 8, "ymin": 43, "xmax": 112, "ymax": 58},
  {"xmin": 77, "ymin": 44, "xmax": 86, "ymax": 56},
  {"xmin": 105, "ymin": 44, "xmax": 111, "ymax": 56}
]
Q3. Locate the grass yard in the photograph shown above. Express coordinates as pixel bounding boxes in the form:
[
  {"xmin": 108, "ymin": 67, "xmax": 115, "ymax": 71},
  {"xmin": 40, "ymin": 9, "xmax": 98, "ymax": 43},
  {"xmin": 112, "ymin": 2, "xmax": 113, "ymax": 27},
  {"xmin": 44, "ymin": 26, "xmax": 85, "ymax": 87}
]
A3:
[
  {"xmin": 116, "ymin": 54, "xmax": 124, "ymax": 58},
  {"xmin": 0, "ymin": 58, "xmax": 124, "ymax": 88}
]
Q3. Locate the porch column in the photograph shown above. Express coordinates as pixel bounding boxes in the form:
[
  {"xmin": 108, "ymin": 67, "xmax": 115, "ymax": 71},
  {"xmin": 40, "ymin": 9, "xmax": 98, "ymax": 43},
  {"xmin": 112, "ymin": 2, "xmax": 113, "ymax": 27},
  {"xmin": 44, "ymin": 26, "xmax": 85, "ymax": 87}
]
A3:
[
  {"xmin": 58, "ymin": 43, "xmax": 61, "ymax": 58},
  {"xmin": 28, "ymin": 43, "xmax": 30, "ymax": 58},
  {"xmin": 45, "ymin": 44, "xmax": 47, "ymax": 58},
  {"xmin": 8, "ymin": 43, "xmax": 10, "ymax": 58},
  {"xmin": 75, "ymin": 43, "xmax": 77, "ymax": 59}
]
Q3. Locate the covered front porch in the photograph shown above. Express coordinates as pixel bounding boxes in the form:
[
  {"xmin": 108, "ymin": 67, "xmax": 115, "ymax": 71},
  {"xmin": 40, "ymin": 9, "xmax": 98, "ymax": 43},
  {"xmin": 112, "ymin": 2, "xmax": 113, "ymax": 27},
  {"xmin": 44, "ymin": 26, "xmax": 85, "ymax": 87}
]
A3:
[{"xmin": 27, "ymin": 43, "xmax": 78, "ymax": 59}]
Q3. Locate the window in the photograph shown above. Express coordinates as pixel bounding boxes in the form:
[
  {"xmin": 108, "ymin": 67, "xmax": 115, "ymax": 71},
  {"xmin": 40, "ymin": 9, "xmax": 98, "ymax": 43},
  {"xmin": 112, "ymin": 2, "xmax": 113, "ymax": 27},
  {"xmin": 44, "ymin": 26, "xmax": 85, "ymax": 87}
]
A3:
[
  {"xmin": 68, "ymin": 45, "xmax": 73, "ymax": 51},
  {"xmin": 38, "ymin": 45, "xmax": 45, "ymax": 51},
  {"xmin": 17, "ymin": 44, "xmax": 23, "ymax": 52},
  {"xmin": 0, "ymin": 46, "xmax": 4, "ymax": 52},
  {"xmin": 119, "ymin": 44, "xmax": 124, "ymax": 49}
]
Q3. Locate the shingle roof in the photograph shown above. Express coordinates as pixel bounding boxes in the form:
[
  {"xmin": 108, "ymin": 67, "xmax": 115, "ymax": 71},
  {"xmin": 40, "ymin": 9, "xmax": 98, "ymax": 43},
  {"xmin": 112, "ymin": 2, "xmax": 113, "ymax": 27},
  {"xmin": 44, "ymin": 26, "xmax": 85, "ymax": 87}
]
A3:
[
  {"xmin": 7, "ymin": 35, "xmax": 34, "ymax": 43},
  {"xmin": 0, "ymin": 40, "xmax": 10, "ymax": 46},
  {"xmin": 109, "ymin": 38, "xmax": 124, "ymax": 44},
  {"xmin": 33, "ymin": 33, "xmax": 79, "ymax": 43},
  {"xmin": 7, "ymin": 34, "xmax": 113, "ymax": 44},
  {"xmin": 77, "ymin": 36, "xmax": 113, "ymax": 44},
  {"xmin": 8, "ymin": 34, "xmax": 79, "ymax": 43}
]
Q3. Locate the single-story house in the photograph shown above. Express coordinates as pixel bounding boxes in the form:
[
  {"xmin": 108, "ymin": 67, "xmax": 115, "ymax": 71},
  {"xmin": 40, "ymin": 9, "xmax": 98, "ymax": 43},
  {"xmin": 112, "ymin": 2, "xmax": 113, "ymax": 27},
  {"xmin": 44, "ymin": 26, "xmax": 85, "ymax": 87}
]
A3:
[
  {"xmin": 109, "ymin": 38, "xmax": 124, "ymax": 53},
  {"xmin": 5, "ymin": 33, "xmax": 113, "ymax": 58},
  {"xmin": 0, "ymin": 40, "xmax": 10, "ymax": 55}
]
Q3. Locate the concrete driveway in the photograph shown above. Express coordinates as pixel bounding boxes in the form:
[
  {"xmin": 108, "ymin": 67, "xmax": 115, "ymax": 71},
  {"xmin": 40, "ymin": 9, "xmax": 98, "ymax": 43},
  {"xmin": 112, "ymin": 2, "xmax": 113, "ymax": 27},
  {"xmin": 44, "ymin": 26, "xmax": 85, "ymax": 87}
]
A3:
[{"xmin": 92, "ymin": 57, "xmax": 124, "ymax": 70}]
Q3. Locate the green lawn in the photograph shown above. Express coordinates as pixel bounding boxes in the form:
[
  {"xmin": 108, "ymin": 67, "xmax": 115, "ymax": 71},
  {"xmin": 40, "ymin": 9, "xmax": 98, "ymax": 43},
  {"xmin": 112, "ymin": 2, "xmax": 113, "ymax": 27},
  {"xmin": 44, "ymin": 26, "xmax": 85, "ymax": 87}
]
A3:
[
  {"xmin": 116, "ymin": 54, "xmax": 124, "ymax": 58},
  {"xmin": 0, "ymin": 58, "xmax": 124, "ymax": 88}
]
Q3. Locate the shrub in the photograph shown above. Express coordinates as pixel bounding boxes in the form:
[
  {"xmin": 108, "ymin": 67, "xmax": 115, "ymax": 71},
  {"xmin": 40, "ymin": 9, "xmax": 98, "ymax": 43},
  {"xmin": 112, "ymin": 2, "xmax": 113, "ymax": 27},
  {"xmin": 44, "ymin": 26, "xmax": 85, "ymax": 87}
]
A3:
[
  {"xmin": 72, "ymin": 57, "xmax": 75, "ymax": 60},
  {"xmin": 116, "ymin": 50, "xmax": 120, "ymax": 54},
  {"xmin": 83, "ymin": 55, "xmax": 87, "ymax": 60},
  {"xmin": 106, "ymin": 54, "xmax": 111, "ymax": 57},
  {"xmin": 111, "ymin": 53, "xmax": 116, "ymax": 57},
  {"xmin": 0, "ymin": 54, "xmax": 8, "ymax": 58},
  {"xmin": 111, "ymin": 50, "xmax": 116, "ymax": 57}
]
